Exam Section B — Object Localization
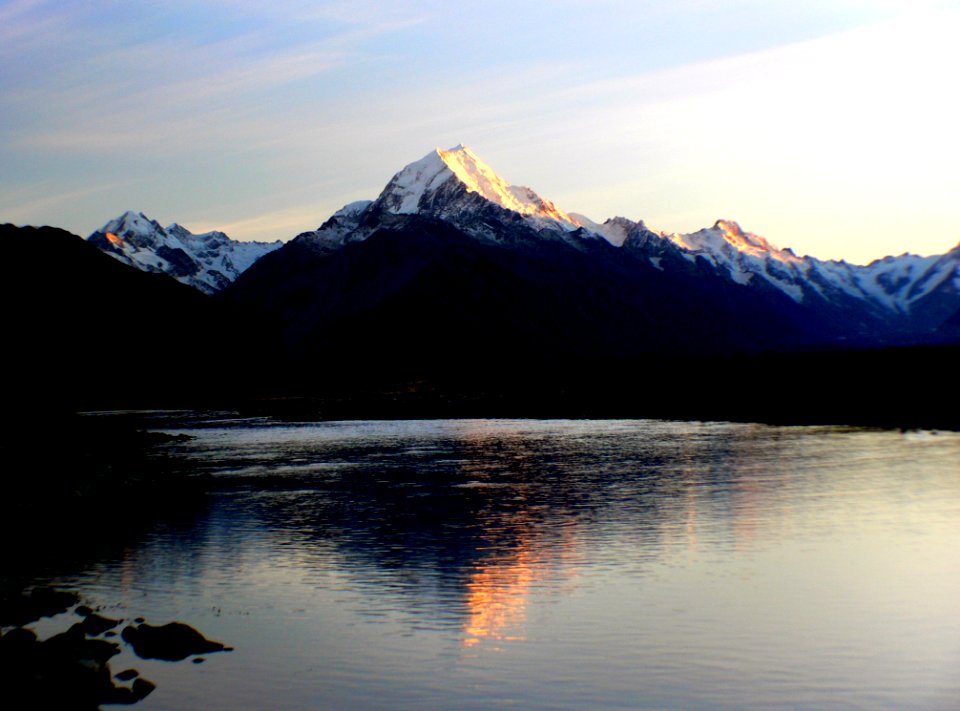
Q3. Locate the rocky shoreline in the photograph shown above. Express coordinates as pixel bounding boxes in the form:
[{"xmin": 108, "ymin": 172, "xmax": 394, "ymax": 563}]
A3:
[{"xmin": 1, "ymin": 586, "xmax": 230, "ymax": 709}]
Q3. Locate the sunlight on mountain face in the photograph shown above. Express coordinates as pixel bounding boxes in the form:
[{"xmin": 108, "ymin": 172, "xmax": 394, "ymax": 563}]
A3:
[
  {"xmin": 105, "ymin": 231, "xmax": 124, "ymax": 247},
  {"xmin": 666, "ymin": 220, "xmax": 803, "ymax": 265},
  {"xmin": 714, "ymin": 220, "xmax": 799, "ymax": 263},
  {"xmin": 437, "ymin": 144, "xmax": 578, "ymax": 228}
]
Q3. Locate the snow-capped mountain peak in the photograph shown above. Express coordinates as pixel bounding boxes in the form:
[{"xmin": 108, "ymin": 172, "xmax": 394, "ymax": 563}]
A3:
[
  {"xmin": 668, "ymin": 219, "xmax": 802, "ymax": 265},
  {"xmin": 88, "ymin": 211, "xmax": 282, "ymax": 294},
  {"xmin": 100, "ymin": 210, "xmax": 166, "ymax": 246},
  {"xmin": 374, "ymin": 144, "xmax": 579, "ymax": 230},
  {"xmin": 289, "ymin": 144, "xmax": 600, "ymax": 254}
]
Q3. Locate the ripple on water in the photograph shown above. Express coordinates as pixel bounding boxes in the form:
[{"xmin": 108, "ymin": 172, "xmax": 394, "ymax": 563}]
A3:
[{"xmin": 26, "ymin": 416, "xmax": 960, "ymax": 711}]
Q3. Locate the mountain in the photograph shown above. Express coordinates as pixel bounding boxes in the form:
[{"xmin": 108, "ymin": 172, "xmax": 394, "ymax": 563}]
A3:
[
  {"xmin": 938, "ymin": 304, "xmax": 960, "ymax": 337},
  {"xmin": 291, "ymin": 144, "xmax": 598, "ymax": 254},
  {"xmin": 7, "ymin": 139, "xmax": 959, "ymax": 426},
  {"xmin": 2, "ymin": 223, "xmax": 274, "ymax": 411},
  {"xmin": 79, "ymin": 152, "xmax": 960, "ymax": 344},
  {"xmin": 256, "ymin": 145, "xmax": 959, "ymax": 349},
  {"xmin": 87, "ymin": 211, "xmax": 282, "ymax": 294},
  {"xmin": 222, "ymin": 146, "xmax": 838, "ymax": 375},
  {"xmin": 579, "ymin": 215, "xmax": 960, "ymax": 342},
  {"xmin": 677, "ymin": 221, "xmax": 960, "ymax": 338},
  {"xmin": 371, "ymin": 143, "xmax": 579, "ymax": 230}
]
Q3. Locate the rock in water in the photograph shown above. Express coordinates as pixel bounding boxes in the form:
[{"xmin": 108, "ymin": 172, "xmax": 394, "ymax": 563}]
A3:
[
  {"xmin": 121, "ymin": 622, "xmax": 226, "ymax": 661},
  {"xmin": 75, "ymin": 613, "xmax": 121, "ymax": 636}
]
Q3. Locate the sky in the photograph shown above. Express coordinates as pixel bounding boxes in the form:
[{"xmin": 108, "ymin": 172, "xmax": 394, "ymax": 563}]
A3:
[{"xmin": 2, "ymin": 0, "xmax": 959, "ymax": 264}]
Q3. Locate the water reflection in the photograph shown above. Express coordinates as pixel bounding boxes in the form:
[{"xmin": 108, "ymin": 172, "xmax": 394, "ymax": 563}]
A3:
[
  {"xmin": 461, "ymin": 512, "xmax": 583, "ymax": 650},
  {"xmin": 41, "ymin": 416, "xmax": 960, "ymax": 710},
  {"xmin": 146, "ymin": 419, "xmax": 960, "ymax": 629},
  {"xmin": 463, "ymin": 526, "xmax": 534, "ymax": 648}
]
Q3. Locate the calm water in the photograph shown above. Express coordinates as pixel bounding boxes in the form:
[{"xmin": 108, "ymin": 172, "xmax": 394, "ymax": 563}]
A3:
[{"xmin": 25, "ymin": 417, "xmax": 960, "ymax": 709}]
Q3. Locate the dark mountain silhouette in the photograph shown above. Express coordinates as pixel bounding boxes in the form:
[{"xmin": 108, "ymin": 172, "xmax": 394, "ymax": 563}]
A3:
[
  {"xmin": 1, "ymin": 224, "xmax": 272, "ymax": 414},
  {"xmin": 937, "ymin": 305, "xmax": 960, "ymax": 336},
  {"xmin": 217, "ymin": 211, "xmax": 958, "ymax": 429},
  {"xmin": 3, "ymin": 222, "xmax": 957, "ymax": 428},
  {"xmin": 224, "ymin": 213, "xmax": 825, "ymax": 372}
]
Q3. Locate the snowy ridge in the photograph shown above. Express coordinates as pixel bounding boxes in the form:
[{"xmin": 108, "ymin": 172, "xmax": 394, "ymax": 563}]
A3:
[
  {"xmin": 591, "ymin": 213, "xmax": 960, "ymax": 315},
  {"xmin": 290, "ymin": 200, "xmax": 373, "ymax": 253},
  {"xmin": 88, "ymin": 211, "xmax": 282, "ymax": 294},
  {"xmin": 664, "ymin": 220, "xmax": 807, "ymax": 300},
  {"xmin": 290, "ymin": 145, "xmax": 960, "ymax": 323},
  {"xmin": 667, "ymin": 220, "xmax": 802, "ymax": 266},
  {"xmin": 667, "ymin": 220, "xmax": 960, "ymax": 313},
  {"xmin": 437, "ymin": 144, "xmax": 575, "ymax": 226},
  {"xmin": 567, "ymin": 214, "xmax": 640, "ymax": 247}
]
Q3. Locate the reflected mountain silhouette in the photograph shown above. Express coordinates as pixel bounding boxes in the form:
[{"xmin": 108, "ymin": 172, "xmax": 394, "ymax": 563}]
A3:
[
  {"xmin": 14, "ymin": 417, "xmax": 906, "ymax": 643},
  {"xmin": 158, "ymin": 419, "xmax": 807, "ymax": 639},
  {"xmin": 12, "ymin": 416, "xmax": 960, "ymax": 710}
]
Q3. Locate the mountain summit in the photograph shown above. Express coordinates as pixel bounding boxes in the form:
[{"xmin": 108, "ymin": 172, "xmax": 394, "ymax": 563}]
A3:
[
  {"xmin": 87, "ymin": 211, "xmax": 282, "ymax": 294},
  {"xmin": 374, "ymin": 144, "xmax": 577, "ymax": 228},
  {"xmin": 293, "ymin": 145, "xmax": 602, "ymax": 254}
]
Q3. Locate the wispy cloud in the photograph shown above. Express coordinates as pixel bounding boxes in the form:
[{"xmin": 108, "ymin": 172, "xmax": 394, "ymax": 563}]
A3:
[
  {"xmin": 0, "ymin": 0, "xmax": 70, "ymax": 45},
  {"xmin": 1, "ymin": 1, "xmax": 427, "ymax": 157},
  {"xmin": 196, "ymin": 0, "xmax": 438, "ymax": 25}
]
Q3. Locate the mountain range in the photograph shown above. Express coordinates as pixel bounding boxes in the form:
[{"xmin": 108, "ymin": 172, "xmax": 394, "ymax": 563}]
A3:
[
  {"xmin": 220, "ymin": 145, "xmax": 960, "ymax": 363},
  {"xmin": 5, "ymin": 144, "xmax": 959, "ymax": 425},
  {"xmin": 85, "ymin": 145, "xmax": 960, "ymax": 350}
]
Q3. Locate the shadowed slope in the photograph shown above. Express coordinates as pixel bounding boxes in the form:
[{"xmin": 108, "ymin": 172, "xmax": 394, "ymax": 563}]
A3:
[{"xmin": 2, "ymin": 223, "xmax": 272, "ymax": 412}]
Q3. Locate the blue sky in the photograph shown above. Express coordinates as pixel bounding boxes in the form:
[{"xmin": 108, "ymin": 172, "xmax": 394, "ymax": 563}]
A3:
[{"xmin": 2, "ymin": 0, "xmax": 958, "ymax": 263}]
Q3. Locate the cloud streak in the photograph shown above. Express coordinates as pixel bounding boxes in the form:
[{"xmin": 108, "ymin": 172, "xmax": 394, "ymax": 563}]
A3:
[{"xmin": 3, "ymin": 9, "xmax": 423, "ymax": 139}]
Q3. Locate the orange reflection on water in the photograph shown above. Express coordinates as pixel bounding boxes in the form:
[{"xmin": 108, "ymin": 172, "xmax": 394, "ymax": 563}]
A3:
[
  {"xmin": 462, "ymin": 545, "xmax": 534, "ymax": 648},
  {"xmin": 462, "ymin": 523, "xmax": 581, "ymax": 650}
]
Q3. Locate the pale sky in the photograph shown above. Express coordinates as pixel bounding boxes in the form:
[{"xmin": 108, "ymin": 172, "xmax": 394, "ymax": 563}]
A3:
[{"xmin": 2, "ymin": 0, "xmax": 958, "ymax": 263}]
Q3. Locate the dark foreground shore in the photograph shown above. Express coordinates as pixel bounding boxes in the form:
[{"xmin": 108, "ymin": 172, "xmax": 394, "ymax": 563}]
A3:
[
  {"xmin": 8, "ymin": 341, "xmax": 960, "ymax": 435},
  {"xmin": 0, "ymin": 413, "xmax": 230, "ymax": 709},
  {"xmin": 225, "ymin": 343, "xmax": 960, "ymax": 432}
]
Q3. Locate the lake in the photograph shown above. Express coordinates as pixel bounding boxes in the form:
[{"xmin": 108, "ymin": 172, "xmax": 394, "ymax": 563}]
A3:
[{"xmin": 18, "ymin": 416, "xmax": 960, "ymax": 709}]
